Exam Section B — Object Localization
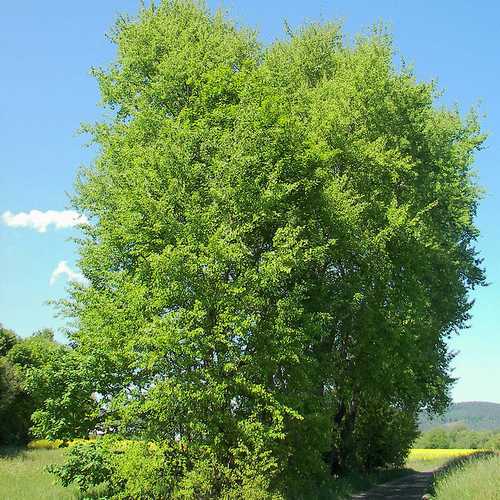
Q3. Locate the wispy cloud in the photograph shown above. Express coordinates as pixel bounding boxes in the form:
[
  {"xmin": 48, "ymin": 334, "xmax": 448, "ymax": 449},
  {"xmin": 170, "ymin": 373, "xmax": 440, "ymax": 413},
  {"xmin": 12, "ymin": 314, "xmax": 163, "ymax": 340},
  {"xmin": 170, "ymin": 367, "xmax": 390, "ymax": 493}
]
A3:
[
  {"xmin": 49, "ymin": 261, "xmax": 88, "ymax": 286},
  {"xmin": 1, "ymin": 209, "xmax": 88, "ymax": 233}
]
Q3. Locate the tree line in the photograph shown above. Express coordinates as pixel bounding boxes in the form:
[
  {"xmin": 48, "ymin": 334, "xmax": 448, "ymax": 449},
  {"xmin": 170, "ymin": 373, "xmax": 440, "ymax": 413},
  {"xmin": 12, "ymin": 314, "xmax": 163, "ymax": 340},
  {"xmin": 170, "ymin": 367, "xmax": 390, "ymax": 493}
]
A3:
[{"xmin": 415, "ymin": 424, "xmax": 500, "ymax": 450}]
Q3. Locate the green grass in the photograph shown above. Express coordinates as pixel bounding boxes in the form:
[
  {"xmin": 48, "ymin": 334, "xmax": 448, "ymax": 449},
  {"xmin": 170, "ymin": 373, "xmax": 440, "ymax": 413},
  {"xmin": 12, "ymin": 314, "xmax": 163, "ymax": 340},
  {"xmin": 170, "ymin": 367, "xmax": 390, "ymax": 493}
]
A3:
[
  {"xmin": 431, "ymin": 452, "xmax": 500, "ymax": 499},
  {"xmin": 0, "ymin": 446, "xmax": 111, "ymax": 500},
  {"xmin": 406, "ymin": 457, "xmax": 454, "ymax": 472},
  {"xmin": 3, "ymin": 446, "xmax": 494, "ymax": 499},
  {"xmin": 0, "ymin": 447, "xmax": 79, "ymax": 499},
  {"xmin": 0, "ymin": 446, "xmax": 411, "ymax": 500}
]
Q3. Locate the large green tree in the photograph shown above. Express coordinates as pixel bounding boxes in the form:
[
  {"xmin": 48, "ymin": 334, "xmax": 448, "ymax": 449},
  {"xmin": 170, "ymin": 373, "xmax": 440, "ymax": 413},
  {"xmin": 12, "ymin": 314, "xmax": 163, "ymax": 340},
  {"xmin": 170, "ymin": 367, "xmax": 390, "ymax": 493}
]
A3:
[{"xmin": 50, "ymin": 1, "xmax": 484, "ymax": 497}]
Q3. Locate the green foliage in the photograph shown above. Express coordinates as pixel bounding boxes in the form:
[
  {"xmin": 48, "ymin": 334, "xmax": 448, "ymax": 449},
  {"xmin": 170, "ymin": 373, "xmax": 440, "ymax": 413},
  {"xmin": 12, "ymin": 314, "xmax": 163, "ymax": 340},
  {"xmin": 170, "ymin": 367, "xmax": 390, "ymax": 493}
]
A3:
[
  {"xmin": 415, "ymin": 424, "xmax": 500, "ymax": 449},
  {"xmin": 48, "ymin": 440, "xmax": 116, "ymax": 494},
  {"xmin": 26, "ymin": 349, "xmax": 99, "ymax": 441},
  {"xmin": 49, "ymin": 0, "xmax": 485, "ymax": 496},
  {"xmin": 50, "ymin": 438, "xmax": 283, "ymax": 499},
  {"xmin": 0, "ymin": 324, "xmax": 18, "ymax": 357},
  {"xmin": 0, "ymin": 357, "xmax": 32, "ymax": 444},
  {"xmin": 0, "ymin": 326, "xmax": 92, "ymax": 446},
  {"xmin": 350, "ymin": 401, "xmax": 418, "ymax": 470},
  {"xmin": 0, "ymin": 325, "xmax": 48, "ymax": 445},
  {"xmin": 6, "ymin": 329, "xmax": 60, "ymax": 369},
  {"xmin": 112, "ymin": 441, "xmax": 183, "ymax": 499}
]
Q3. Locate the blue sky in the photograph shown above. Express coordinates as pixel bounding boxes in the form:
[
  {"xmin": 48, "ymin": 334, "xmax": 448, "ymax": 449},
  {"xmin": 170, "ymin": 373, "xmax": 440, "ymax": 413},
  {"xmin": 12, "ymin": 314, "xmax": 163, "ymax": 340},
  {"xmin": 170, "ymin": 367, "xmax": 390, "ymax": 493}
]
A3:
[{"xmin": 0, "ymin": 1, "xmax": 498, "ymax": 403}]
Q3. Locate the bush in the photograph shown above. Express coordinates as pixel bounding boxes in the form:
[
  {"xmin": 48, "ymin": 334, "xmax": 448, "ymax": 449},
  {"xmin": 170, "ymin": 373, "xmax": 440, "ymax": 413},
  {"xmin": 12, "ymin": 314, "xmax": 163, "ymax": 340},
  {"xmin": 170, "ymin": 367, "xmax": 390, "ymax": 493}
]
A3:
[
  {"xmin": 49, "ymin": 440, "xmax": 117, "ymax": 495},
  {"xmin": 49, "ymin": 438, "xmax": 283, "ymax": 499},
  {"xmin": 353, "ymin": 404, "xmax": 419, "ymax": 470}
]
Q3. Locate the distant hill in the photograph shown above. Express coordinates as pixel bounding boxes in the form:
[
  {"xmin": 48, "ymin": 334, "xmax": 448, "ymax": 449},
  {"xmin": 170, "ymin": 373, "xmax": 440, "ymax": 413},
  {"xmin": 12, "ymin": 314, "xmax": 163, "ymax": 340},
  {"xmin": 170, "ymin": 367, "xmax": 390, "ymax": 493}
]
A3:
[{"xmin": 419, "ymin": 402, "xmax": 500, "ymax": 431}]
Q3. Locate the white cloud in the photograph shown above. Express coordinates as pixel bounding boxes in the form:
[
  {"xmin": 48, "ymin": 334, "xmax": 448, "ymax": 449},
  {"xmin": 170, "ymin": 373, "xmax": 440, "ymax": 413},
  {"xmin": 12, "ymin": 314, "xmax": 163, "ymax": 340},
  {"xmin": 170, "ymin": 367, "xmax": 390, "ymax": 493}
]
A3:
[
  {"xmin": 1, "ymin": 209, "xmax": 88, "ymax": 233},
  {"xmin": 49, "ymin": 261, "xmax": 88, "ymax": 286}
]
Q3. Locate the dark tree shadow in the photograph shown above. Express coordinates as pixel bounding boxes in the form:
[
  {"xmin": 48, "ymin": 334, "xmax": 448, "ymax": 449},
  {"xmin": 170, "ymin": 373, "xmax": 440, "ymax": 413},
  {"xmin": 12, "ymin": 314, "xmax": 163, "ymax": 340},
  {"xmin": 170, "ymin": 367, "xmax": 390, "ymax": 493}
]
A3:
[{"xmin": 0, "ymin": 445, "xmax": 28, "ymax": 458}]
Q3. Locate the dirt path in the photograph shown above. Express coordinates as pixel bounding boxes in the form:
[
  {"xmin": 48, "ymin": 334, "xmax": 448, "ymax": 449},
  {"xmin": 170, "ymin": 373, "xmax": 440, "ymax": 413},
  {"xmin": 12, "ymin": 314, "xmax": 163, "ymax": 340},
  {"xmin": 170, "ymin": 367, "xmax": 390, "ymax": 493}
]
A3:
[{"xmin": 350, "ymin": 470, "xmax": 434, "ymax": 500}]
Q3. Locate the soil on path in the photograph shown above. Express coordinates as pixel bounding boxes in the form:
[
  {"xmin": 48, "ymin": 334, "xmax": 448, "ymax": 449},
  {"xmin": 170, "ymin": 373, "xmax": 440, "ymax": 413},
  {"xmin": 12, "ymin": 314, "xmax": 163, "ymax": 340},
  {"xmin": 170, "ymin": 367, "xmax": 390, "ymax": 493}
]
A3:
[{"xmin": 350, "ymin": 470, "xmax": 434, "ymax": 500}]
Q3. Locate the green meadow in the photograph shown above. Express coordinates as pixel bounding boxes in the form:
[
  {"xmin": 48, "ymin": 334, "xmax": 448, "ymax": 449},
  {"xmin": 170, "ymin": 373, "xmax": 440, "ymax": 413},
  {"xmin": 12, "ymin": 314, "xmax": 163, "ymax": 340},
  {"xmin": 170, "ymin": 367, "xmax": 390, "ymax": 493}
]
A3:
[
  {"xmin": 432, "ymin": 453, "xmax": 500, "ymax": 500},
  {"xmin": 0, "ymin": 448, "xmax": 77, "ymax": 500}
]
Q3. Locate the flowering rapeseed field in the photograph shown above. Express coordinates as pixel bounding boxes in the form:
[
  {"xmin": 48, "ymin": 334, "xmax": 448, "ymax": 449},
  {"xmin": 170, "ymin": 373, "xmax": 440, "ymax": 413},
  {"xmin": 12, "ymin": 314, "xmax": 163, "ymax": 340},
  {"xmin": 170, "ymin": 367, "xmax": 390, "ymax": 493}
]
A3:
[
  {"xmin": 27, "ymin": 438, "xmax": 93, "ymax": 450},
  {"xmin": 408, "ymin": 448, "xmax": 481, "ymax": 461},
  {"xmin": 405, "ymin": 449, "xmax": 489, "ymax": 471},
  {"xmin": 29, "ymin": 440, "xmax": 482, "ymax": 460}
]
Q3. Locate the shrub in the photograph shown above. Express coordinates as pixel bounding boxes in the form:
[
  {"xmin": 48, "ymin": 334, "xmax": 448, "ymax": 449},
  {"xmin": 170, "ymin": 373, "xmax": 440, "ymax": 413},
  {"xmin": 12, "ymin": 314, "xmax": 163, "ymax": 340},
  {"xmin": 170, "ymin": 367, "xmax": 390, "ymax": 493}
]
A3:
[{"xmin": 48, "ymin": 439, "xmax": 117, "ymax": 495}]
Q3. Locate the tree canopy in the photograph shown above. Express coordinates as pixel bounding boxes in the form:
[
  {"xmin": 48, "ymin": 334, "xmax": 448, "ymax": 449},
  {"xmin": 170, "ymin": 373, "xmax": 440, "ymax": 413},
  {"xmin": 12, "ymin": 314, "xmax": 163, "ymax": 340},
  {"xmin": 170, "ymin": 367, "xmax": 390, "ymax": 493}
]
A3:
[{"xmin": 46, "ymin": 1, "xmax": 485, "ymax": 497}]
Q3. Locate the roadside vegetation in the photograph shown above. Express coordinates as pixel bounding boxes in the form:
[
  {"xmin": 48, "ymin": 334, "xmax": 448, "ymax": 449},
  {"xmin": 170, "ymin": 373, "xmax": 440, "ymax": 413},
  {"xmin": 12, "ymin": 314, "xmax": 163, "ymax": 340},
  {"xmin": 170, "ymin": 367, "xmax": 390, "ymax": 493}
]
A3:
[
  {"xmin": 3, "ymin": 442, "xmax": 492, "ymax": 499},
  {"xmin": 430, "ymin": 452, "xmax": 500, "ymax": 500},
  {"xmin": 0, "ymin": 444, "xmax": 412, "ymax": 500},
  {"xmin": 415, "ymin": 423, "xmax": 500, "ymax": 449}
]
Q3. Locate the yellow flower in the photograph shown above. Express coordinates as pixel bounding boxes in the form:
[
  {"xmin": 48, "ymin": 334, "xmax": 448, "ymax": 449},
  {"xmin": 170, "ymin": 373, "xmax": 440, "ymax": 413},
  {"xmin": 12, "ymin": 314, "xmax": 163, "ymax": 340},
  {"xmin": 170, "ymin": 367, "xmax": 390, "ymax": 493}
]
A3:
[{"xmin": 409, "ymin": 448, "xmax": 483, "ymax": 461}]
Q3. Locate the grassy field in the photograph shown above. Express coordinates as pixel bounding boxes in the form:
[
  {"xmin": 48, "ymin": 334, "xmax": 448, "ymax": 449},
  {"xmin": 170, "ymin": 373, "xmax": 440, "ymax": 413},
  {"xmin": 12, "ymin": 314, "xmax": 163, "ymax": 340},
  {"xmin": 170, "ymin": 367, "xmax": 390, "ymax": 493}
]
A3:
[
  {"xmin": 0, "ymin": 446, "xmax": 495, "ymax": 499},
  {"xmin": 431, "ymin": 453, "xmax": 500, "ymax": 499},
  {"xmin": 0, "ymin": 445, "xmax": 408, "ymax": 500},
  {"xmin": 0, "ymin": 447, "xmax": 78, "ymax": 500},
  {"xmin": 0, "ymin": 444, "xmax": 411, "ymax": 500}
]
